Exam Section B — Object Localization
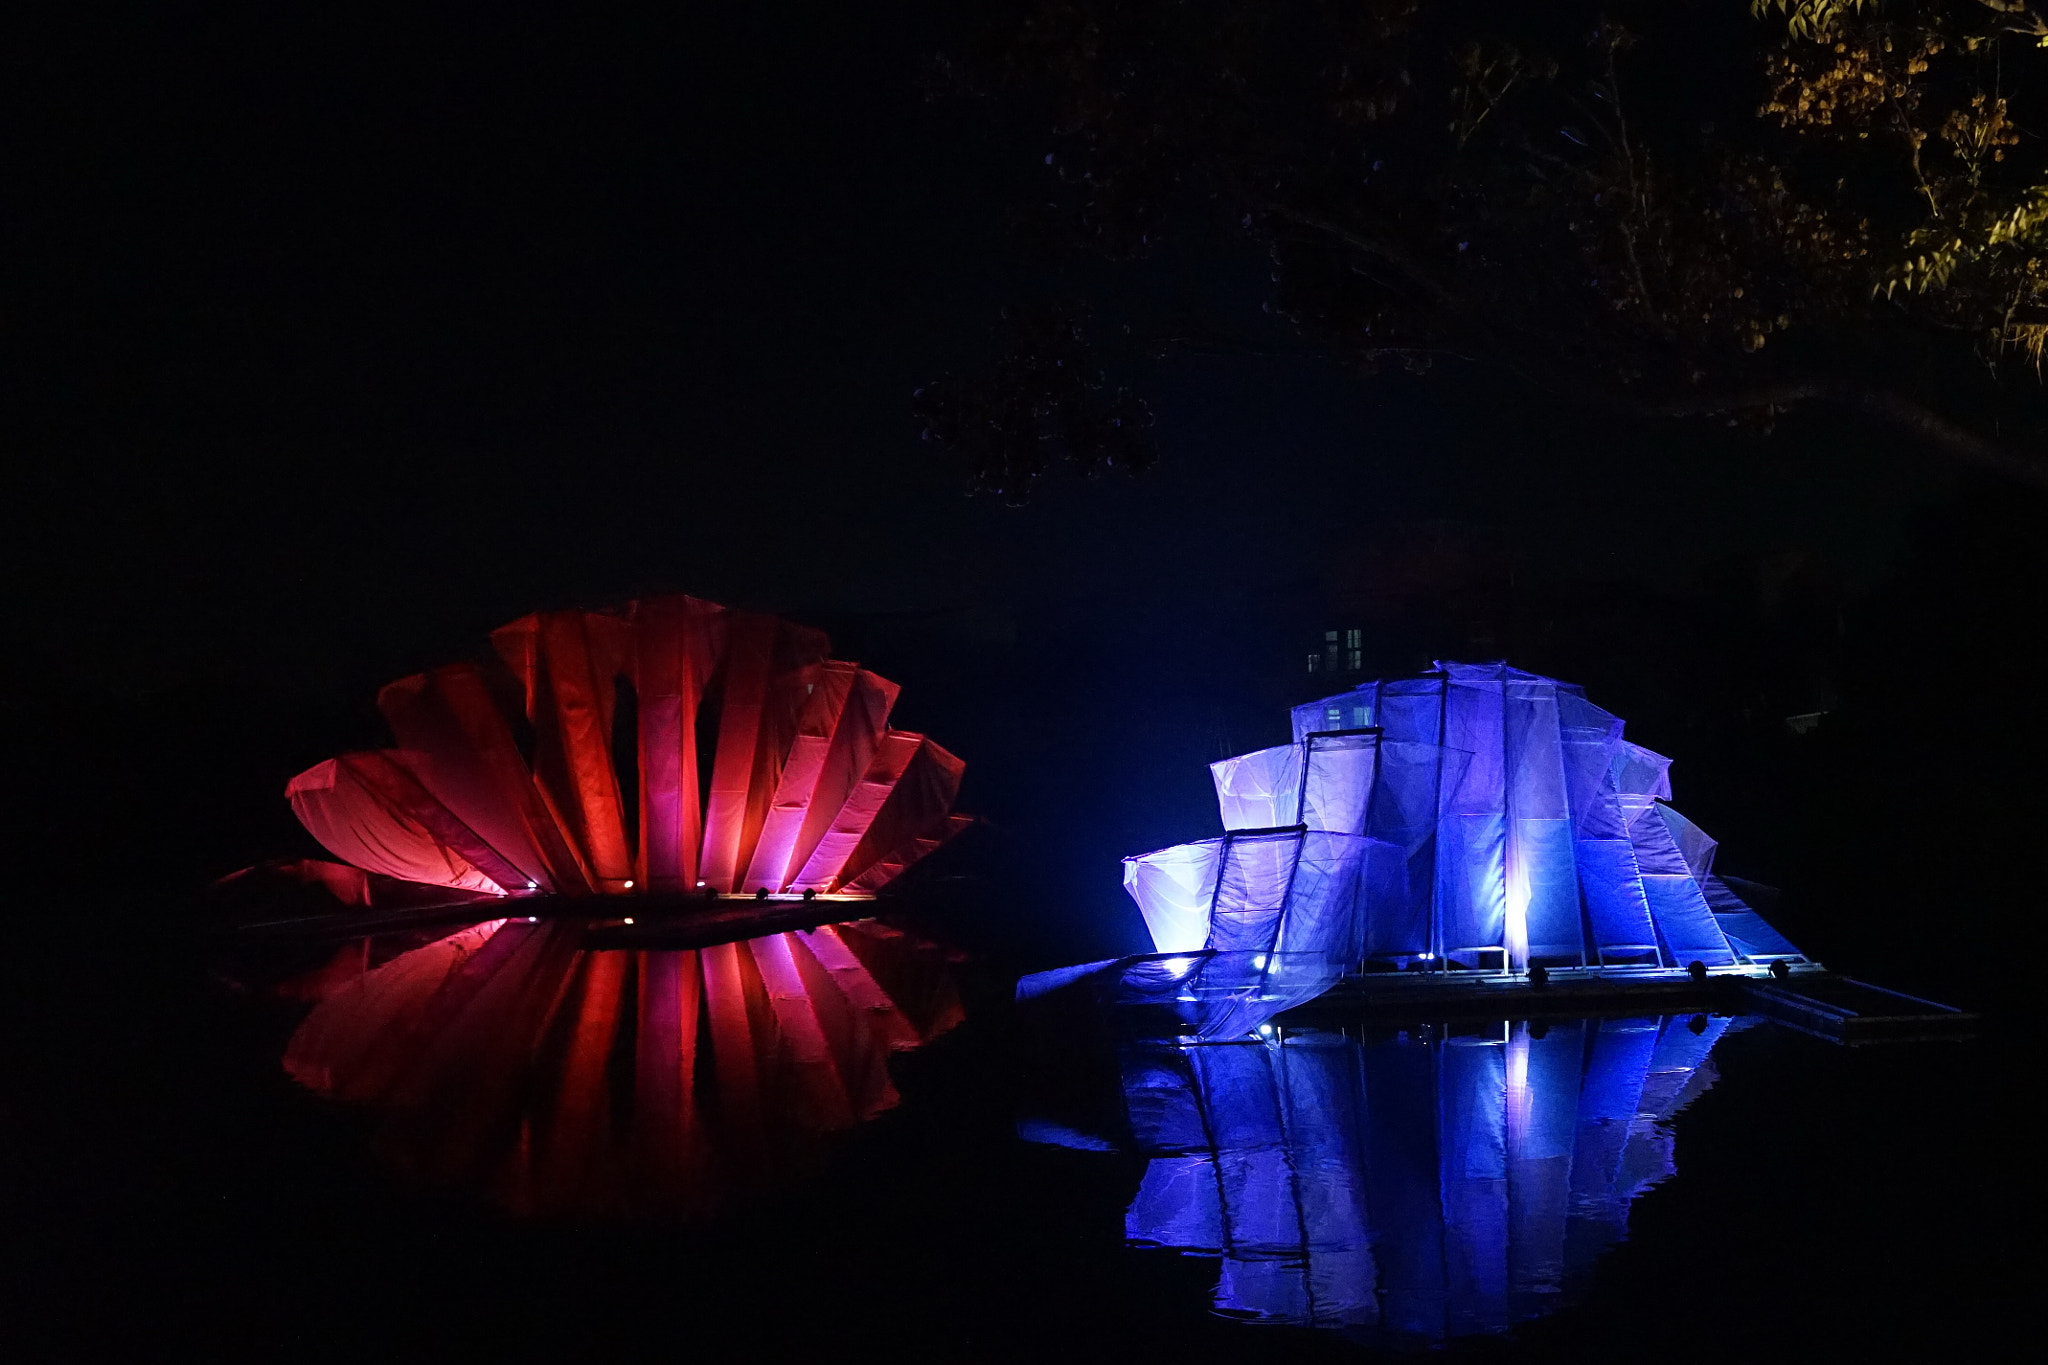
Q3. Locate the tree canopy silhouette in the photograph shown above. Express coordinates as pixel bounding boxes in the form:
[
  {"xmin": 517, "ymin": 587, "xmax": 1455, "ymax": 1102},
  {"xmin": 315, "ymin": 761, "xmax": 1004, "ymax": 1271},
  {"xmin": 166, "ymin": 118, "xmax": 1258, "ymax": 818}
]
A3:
[{"xmin": 917, "ymin": 0, "xmax": 2048, "ymax": 498}]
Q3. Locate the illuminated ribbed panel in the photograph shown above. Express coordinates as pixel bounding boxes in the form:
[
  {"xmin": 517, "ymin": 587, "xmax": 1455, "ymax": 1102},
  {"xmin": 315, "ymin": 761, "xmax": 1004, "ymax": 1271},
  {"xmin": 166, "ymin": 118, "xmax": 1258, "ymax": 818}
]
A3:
[{"xmin": 284, "ymin": 596, "xmax": 969, "ymax": 896}]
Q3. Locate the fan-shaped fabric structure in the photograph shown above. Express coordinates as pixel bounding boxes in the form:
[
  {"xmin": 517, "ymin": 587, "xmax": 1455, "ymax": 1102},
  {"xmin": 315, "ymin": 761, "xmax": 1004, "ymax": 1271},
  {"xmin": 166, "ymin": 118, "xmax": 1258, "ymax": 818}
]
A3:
[
  {"xmin": 1024, "ymin": 1015, "xmax": 1739, "ymax": 1346},
  {"xmin": 1020, "ymin": 661, "xmax": 1801, "ymax": 1039},
  {"xmin": 283, "ymin": 916, "xmax": 963, "ymax": 1220},
  {"xmin": 284, "ymin": 595, "xmax": 970, "ymax": 898}
]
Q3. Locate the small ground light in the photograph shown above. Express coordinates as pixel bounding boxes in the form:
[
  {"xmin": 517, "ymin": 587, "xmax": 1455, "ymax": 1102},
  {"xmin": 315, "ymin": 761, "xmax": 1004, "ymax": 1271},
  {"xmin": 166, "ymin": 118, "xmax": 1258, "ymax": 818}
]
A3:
[
  {"xmin": 623, "ymin": 917, "xmax": 634, "ymax": 925},
  {"xmin": 525, "ymin": 881, "xmax": 537, "ymax": 890},
  {"xmin": 623, "ymin": 880, "xmax": 634, "ymax": 889},
  {"xmin": 1258, "ymin": 1024, "xmax": 1274, "ymax": 1036},
  {"xmin": 695, "ymin": 880, "xmax": 706, "ymax": 888}
]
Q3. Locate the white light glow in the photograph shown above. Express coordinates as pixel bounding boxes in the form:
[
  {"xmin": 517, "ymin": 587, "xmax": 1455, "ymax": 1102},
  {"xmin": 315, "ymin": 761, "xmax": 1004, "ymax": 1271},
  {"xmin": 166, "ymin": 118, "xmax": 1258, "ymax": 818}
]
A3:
[
  {"xmin": 623, "ymin": 917, "xmax": 634, "ymax": 925},
  {"xmin": 1251, "ymin": 954, "xmax": 1267, "ymax": 970},
  {"xmin": 695, "ymin": 880, "xmax": 706, "ymax": 888},
  {"xmin": 623, "ymin": 880, "xmax": 634, "ymax": 889}
]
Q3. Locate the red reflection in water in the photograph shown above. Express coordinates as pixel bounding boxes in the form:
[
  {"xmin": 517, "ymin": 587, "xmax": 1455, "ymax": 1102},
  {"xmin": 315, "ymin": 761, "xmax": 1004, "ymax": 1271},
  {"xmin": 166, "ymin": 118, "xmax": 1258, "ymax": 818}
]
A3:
[{"xmin": 283, "ymin": 917, "xmax": 961, "ymax": 1220}]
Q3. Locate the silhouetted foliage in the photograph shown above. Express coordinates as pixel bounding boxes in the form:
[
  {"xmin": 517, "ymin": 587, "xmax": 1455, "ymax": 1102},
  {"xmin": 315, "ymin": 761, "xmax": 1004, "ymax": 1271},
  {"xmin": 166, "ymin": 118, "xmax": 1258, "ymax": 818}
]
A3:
[{"xmin": 923, "ymin": 0, "xmax": 2048, "ymax": 494}]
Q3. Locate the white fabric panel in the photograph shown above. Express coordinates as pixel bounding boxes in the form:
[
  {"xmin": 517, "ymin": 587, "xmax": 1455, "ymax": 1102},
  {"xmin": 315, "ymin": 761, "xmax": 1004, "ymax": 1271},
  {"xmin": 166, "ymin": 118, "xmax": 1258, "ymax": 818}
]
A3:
[
  {"xmin": 1124, "ymin": 839, "xmax": 1224, "ymax": 953},
  {"xmin": 1301, "ymin": 740, "xmax": 1376, "ymax": 835},
  {"xmin": 1210, "ymin": 745, "xmax": 1302, "ymax": 830}
]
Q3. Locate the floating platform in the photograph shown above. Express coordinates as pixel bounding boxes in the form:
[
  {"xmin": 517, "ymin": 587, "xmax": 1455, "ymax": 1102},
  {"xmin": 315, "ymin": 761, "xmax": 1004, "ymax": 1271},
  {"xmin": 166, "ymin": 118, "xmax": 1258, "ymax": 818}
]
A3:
[
  {"xmin": 1277, "ymin": 963, "xmax": 1978, "ymax": 1044},
  {"xmin": 233, "ymin": 890, "xmax": 884, "ymax": 951}
]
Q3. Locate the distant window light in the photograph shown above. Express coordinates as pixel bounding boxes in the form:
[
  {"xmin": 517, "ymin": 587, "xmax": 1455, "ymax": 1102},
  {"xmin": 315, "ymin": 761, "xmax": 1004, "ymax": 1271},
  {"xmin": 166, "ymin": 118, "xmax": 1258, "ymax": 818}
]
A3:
[
  {"xmin": 1325, "ymin": 707, "xmax": 1341, "ymax": 725},
  {"xmin": 1307, "ymin": 654, "xmax": 1320, "ymax": 673},
  {"xmin": 1324, "ymin": 630, "xmax": 1339, "ymax": 643},
  {"xmin": 1351, "ymin": 705, "xmax": 1370, "ymax": 727},
  {"xmin": 1345, "ymin": 628, "xmax": 1361, "ymax": 649},
  {"xmin": 1346, "ymin": 648, "xmax": 1362, "ymax": 671}
]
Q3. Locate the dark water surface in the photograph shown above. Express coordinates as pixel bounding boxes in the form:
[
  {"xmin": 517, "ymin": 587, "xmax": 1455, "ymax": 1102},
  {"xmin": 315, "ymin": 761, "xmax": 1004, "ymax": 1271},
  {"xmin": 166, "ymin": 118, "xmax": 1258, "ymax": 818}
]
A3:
[{"xmin": 4, "ymin": 905, "xmax": 2013, "ymax": 1363}]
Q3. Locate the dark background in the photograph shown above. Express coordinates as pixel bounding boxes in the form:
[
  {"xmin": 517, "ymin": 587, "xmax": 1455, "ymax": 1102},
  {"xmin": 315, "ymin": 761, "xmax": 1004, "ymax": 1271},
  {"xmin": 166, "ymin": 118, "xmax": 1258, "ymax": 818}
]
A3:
[{"xmin": 3, "ymin": 5, "xmax": 2031, "ymax": 1359}]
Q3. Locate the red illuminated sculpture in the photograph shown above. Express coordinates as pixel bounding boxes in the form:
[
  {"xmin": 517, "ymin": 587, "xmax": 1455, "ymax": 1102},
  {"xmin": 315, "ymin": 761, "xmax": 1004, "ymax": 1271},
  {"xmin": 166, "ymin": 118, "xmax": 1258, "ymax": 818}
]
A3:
[
  {"xmin": 284, "ymin": 594, "xmax": 969, "ymax": 901},
  {"xmin": 244, "ymin": 596, "xmax": 972, "ymax": 1219}
]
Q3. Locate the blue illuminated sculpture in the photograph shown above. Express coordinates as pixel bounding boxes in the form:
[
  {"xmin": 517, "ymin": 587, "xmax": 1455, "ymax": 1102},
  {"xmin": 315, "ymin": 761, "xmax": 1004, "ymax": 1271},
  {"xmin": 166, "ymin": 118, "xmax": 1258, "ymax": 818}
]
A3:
[{"xmin": 1020, "ymin": 662, "xmax": 1802, "ymax": 1038}]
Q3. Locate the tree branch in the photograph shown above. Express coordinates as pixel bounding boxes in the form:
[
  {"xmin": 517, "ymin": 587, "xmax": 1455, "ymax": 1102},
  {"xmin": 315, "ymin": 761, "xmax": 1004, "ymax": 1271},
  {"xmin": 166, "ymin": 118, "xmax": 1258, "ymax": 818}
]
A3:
[{"xmin": 1269, "ymin": 207, "xmax": 2048, "ymax": 488}]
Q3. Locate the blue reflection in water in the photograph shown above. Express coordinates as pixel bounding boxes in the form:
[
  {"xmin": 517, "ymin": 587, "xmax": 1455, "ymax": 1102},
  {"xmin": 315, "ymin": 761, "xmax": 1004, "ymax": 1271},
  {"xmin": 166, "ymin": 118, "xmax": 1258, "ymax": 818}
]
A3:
[{"xmin": 1034, "ymin": 1015, "xmax": 1738, "ymax": 1346}]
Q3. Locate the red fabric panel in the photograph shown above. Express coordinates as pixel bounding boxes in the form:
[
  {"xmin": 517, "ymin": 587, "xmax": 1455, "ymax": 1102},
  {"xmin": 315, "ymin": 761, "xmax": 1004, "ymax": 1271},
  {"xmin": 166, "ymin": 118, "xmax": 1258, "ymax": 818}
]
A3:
[
  {"xmin": 534, "ymin": 950, "xmax": 627, "ymax": 1206},
  {"xmin": 842, "ymin": 813, "xmax": 976, "ymax": 894},
  {"xmin": 836, "ymin": 738, "xmax": 966, "ymax": 891},
  {"xmin": 787, "ymin": 927, "xmax": 915, "ymax": 1114},
  {"xmin": 629, "ymin": 596, "xmax": 727, "ymax": 891},
  {"xmin": 698, "ymin": 613, "xmax": 775, "ymax": 890},
  {"xmin": 288, "ymin": 755, "xmax": 503, "ymax": 894},
  {"xmin": 492, "ymin": 612, "xmax": 636, "ymax": 892},
  {"xmin": 283, "ymin": 918, "xmax": 510, "ymax": 1098},
  {"xmin": 732, "ymin": 623, "xmax": 831, "ymax": 884},
  {"xmin": 342, "ymin": 751, "xmax": 531, "ymax": 894},
  {"xmin": 740, "ymin": 659, "xmax": 858, "ymax": 893},
  {"xmin": 786, "ymin": 669, "xmax": 898, "ymax": 886},
  {"xmin": 788, "ymin": 729, "xmax": 923, "ymax": 892},
  {"xmin": 746, "ymin": 932, "xmax": 857, "ymax": 1129},
  {"xmin": 220, "ymin": 857, "xmax": 376, "ymax": 906},
  {"xmin": 282, "ymin": 918, "xmax": 958, "ymax": 1220},
  {"xmin": 833, "ymin": 920, "xmax": 968, "ymax": 1041},
  {"xmin": 697, "ymin": 938, "xmax": 767, "ymax": 1174},
  {"xmin": 378, "ymin": 665, "xmax": 586, "ymax": 894}
]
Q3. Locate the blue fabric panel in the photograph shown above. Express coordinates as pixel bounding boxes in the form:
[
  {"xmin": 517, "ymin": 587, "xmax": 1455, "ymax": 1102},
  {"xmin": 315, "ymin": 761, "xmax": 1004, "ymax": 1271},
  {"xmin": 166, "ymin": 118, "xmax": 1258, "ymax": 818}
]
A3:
[
  {"xmin": 1362, "ymin": 835, "xmax": 1428, "ymax": 958},
  {"xmin": 1122, "ymin": 1046, "xmax": 1211, "ymax": 1152},
  {"xmin": 1291, "ymin": 685, "xmax": 1376, "ymax": 743},
  {"xmin": 1564, "ymin": 1018, "xmax": 1660, "ymax": 1278},
  {"xmin": 1194, "ymin": 1047, "xmax": 1284, "ymax": 1151},
  {"xmin": 1701, "ymin": 874, "xmax": 1803, "ymax": 957},
  {"xmin": 1520, "ymin": 1022, "xmax": 1586, "ymax": 1160},
  {"xmin": 1375, "ymin": 679, "xmax": 1443, "ymax": 746},
  {"xmin": 1302, "ymin": 732, "xmax": 1377, "ymax": 835},
  {"xmin": 1440, "ymin": 1036, "xmax": 1509, "ymax": 1337},
  {"xmin": 1278, "ymin": 830, "xmax": 1372, "ymax": 961},
  {"xmin": 1517, "ymin": 817, "xmax": 1583, "ymax": 961},
  {"xmin": 1206, "ymin": 831, "xmax": 1296, "ymax": 954},
  {"xmin": 1620, "ymin": 797, "xmax": 1735, "ymax": 965},
  {"xmin": 1609, "ymin": 741, "xmax": 1674, "ymax": 798},
  {"xmin": 1574, "ymin": 837, "xmax": 1660, "ymax": 956},
  {"xmin": 1640, "ymin": 874, "xmax": 1737, "ymax": 966},
  {"xmin": 1359, "ymin": 1036, "xmax": 1448, "ymax": 1341},
  {"xmin": 1278, "ymin": 1044, "xmax": 1378, "ymax": 1330},
  {"xmin": 1438, "ymin": 811, "xmax": 1507, "ymax": 953},
  {"xmin": 1655, "ymin": 804, "xmax": 1719, "ymax": 880},
  {"xmin": 1504, "ymin": 677, "xmax": 1577, "ymax": 964},
  {"xmin": 1126, "ymin": 1155, "xmax": 1222, "ymax": 1252},
  {"xmin": 1507, "ymin": 1023, "xmax": 1586, "ymax": 1314},
  {"xmin": 1640, "ymin": 1016, "xmax": 1732, "ymax": 1119},
  {"xmin": 1562, "ymin": 754, "xmax": 1627, "ymax": 839}
]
